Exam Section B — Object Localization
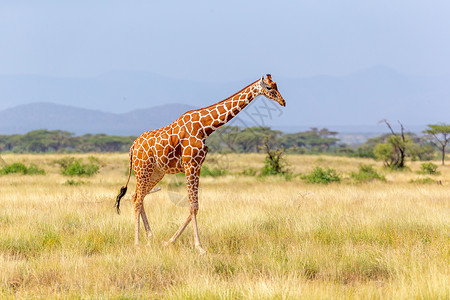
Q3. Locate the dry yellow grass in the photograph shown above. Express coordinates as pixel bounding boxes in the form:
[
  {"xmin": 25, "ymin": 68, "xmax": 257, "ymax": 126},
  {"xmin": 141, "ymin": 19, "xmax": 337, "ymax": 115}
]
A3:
[{"xmin": 0, "ymin": 153, "xmax": 449, "ymax": 299}]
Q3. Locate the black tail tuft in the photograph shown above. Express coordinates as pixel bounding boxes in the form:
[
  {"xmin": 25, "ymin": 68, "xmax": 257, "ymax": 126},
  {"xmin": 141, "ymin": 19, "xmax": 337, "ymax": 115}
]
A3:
[{"xmin": 115, "ymin": 186, "xmax": 127, "ymax": 214}]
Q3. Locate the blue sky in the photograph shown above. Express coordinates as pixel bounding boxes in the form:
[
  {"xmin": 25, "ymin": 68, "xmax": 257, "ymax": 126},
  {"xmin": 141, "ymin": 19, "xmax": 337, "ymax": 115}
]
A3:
[{"xmin": 1, "ymin": 1, "xmax": 450, "ymax": 81}]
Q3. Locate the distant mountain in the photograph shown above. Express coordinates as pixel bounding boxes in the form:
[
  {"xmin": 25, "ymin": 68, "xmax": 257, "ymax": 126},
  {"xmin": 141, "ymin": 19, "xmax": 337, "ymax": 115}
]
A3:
[
  {"xmin": 277, "ymin": 65, "xmax": 450, "ymax": 128},
  {"xmin": 0, "ymin": 102, "xmax": 197, "ymax": 135},
  {"xmin": 0, "ymin": 71, "xmax": 230, "ymax": 113},
  {"xmin": 1, "ymin": 66, "xmax": 449, "ymax": 133}
]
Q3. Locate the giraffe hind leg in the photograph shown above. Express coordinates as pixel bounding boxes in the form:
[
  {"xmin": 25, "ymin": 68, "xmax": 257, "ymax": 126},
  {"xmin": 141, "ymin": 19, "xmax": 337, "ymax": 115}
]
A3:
[
  {"xmin": 140, "ymin": 206, "xmax": 153, "ymax": 241},
  {"xmin": 135, "ymin": 169, "xmax": 165, "ymax": 245},
  {"xmin": 132, "ymin": 192, "xmax": 141, "ymax": 246},
  {"xmin": 163, "ymin": 213, "xmax": 192, "ymax": 246}
]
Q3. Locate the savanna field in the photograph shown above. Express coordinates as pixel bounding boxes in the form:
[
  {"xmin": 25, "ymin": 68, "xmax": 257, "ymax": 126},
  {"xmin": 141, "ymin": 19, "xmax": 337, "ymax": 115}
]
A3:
[{"xmin": 0, "ymin": 153, "xmax": 449, "ymax": 299}]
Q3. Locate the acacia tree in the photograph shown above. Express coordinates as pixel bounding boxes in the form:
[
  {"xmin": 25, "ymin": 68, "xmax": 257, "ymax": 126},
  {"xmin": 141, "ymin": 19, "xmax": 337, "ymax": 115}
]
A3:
[
  {"xmin": 423, "ymin": 123, "xmax": 450, "ymax": 165},
  {"xmin": 374, "ymin": 120, "xmax": 412, "ymax": 169}
]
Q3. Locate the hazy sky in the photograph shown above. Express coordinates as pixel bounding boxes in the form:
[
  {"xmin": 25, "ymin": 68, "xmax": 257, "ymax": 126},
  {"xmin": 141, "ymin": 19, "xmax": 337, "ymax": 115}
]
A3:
[{"xmin": 1, "ymin": 1, "xmax": 450, "ymax": 81}]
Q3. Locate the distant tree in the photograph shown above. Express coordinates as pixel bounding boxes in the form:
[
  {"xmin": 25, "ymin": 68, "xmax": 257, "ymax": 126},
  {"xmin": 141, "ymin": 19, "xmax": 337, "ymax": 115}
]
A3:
[
  {"xmin": 375, "ymin": 120, "xmax": 412, "ymax": 169},
  {"xmin": 259, "ymin": 136, "xmax": 289, "ymax": 175},
  {"xmin": 0, "ymin": 130, "xmax": 135, "ymax": 153},
  {"xmin": 353, "ymin": 134, "xmax": 390, "ymax": 158},
  {"xmin": 407, "ymin": 132, "xmax": 435, "ymax": 161},
  {"xmin": 281, "ymin": 127, "xmax": 339, "ymax": 153},
  {"xmin": 238, "ymin": 127, "xmax": 281, "ymax": 152},
  {"xmin": 423, "ymin": 123, "xmax": 450, "ymax": 165},
  {"xmin": 207, "ymin": 126, "xmax": 241, "ymax": 152}
]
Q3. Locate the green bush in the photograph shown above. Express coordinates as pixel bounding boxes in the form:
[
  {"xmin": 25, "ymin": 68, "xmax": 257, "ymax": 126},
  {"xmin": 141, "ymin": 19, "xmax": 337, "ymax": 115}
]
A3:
[
  {"xmin": 0, "ymin": 162, "xmax": 45, "ymax": 175},
  {"xmin": 241, "ymin": 168, "xmax": 257, "ymax": 176},
  {"xmin": 302, "ymin": 167, "xmax": 341, "ymax": 184},
  {"xmin": 64, "ymin": 179, "xmax": 86, "ymax": 186},
  {"xmin": 55, "ymin": 157, "xmax": 99, "ymax": 176},
  {"xmin": 200, "ymin": 165, "xmax": 227, "ymax": 177},
  {"xmin": 419, "ymin": 162, "xmax": 440, "ymax": 175},
  {"xmin": 409, "ymin": 177, "xmax": 436, "ymax": 184},
  {"xmin": 54, "ymin": 157, "xmax": 76, "ymax": 169},
  {"xmin": 350, "ymin": 164, "xmax": 385, "ymax": 183}
]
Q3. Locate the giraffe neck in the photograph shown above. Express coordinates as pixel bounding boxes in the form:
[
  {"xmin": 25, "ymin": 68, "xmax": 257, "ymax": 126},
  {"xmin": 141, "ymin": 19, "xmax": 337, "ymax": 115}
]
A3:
[{"xmin": 199, "ymin": 80, "xmax": 261, "ymax": 137}]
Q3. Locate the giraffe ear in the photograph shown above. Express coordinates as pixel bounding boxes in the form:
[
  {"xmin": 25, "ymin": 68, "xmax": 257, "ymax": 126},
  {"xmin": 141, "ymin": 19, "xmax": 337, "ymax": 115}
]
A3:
[{"xmin": 260, "ymin": 77, "xmax": 270, "ymax": 89}]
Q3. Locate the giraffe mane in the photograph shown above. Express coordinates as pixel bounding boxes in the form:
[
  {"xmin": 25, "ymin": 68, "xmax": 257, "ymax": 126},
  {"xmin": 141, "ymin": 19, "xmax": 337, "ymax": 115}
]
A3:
[{"xmin": 185, "ymin": 78, "xmax": 261, "ymax": 114}]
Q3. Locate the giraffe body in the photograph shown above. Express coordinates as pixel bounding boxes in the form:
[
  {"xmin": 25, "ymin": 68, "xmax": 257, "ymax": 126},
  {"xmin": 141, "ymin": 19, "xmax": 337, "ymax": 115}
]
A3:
[{"xmin": 115, "ymin": 74, "xmax": 285, "ymax": 253}]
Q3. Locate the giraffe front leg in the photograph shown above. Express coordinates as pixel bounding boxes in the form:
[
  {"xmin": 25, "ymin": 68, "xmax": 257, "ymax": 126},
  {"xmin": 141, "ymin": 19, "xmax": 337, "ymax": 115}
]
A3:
[
  {"xmin": 163, "ymin": 163, "xmax": 206, "ymax": 254},
  {"xmin": 191, "ymin": 204, "xmax": 206, "ymax": 255},
  {"xmin": 185, "ymin": 164, "xmax": 206, "ymax": 254}
]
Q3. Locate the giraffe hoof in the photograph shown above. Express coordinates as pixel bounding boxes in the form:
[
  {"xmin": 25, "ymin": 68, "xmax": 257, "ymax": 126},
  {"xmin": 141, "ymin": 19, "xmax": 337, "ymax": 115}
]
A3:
[
  {"xmin": 197, "ymin": 247, "xmax": 207, "ymax": 255},
  {"xmin": 162, "ymin": 240, "xmax": 172, "ymax": 247},
  {"xmin": 146, "ymin": 235, "xmax": 153, "ymax": 244}
]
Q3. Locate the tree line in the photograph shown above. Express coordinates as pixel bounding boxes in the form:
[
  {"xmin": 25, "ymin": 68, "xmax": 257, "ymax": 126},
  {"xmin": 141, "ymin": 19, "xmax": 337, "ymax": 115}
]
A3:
[
  {"xmin": 1, "ymin": 124, "xmax": 449, "ymax": 166},
  {"xmin": 0, "ymin": 130, "xmax": 135, "ymax": 153}
]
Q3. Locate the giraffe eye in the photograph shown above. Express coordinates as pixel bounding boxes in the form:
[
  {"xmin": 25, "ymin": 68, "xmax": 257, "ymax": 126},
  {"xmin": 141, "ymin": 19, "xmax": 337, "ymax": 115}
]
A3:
[{"xmin": 266, "ymin": 86, "xmax": 272, "ymax": 90}]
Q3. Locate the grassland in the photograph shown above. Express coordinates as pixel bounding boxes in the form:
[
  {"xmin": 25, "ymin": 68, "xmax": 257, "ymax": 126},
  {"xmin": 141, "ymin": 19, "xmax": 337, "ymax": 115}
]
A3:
[{"xmin": 0, "ymin": 153, "xmax": 449, "ymax": 299}]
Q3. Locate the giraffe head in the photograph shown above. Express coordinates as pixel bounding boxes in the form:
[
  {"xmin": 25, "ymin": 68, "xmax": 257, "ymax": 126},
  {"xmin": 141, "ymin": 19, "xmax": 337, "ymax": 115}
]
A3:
[{"xmin": 259, "ymin": 74, "xmax": 286, "ymax": 107}]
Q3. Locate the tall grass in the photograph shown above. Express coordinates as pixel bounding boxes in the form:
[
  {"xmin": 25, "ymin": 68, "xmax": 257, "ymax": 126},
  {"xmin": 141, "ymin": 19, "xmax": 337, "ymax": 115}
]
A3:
[{"xmin": 0, "ymin": 153, "xmax": 448, "ymax": 298}]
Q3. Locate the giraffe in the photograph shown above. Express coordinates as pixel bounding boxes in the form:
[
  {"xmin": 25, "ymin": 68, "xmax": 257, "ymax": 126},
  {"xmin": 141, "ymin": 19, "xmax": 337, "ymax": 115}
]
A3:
[{"xmin": 115, "ymin": 74, "xmax": 285, "ymax": 254}]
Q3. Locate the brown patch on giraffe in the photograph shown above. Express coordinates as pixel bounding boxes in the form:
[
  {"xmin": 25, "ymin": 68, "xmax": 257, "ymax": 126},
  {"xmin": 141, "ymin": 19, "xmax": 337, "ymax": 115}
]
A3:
[{"xmin": 209, "ymin": 109, "xmax": 219, "ymax": 120}]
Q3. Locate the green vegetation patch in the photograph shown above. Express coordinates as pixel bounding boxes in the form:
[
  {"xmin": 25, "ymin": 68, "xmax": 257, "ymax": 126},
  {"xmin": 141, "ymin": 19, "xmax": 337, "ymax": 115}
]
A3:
[
  {"xmin": 419, "ymin": 162, "xmax": 440, "ymax": 175},
  {"xmin": 409, "ymin": 177, "xmax": 437, "ymax": 184},
  {"xmin": 63, "ymin": 179, "xmax": 86, "ymax": 186},
  {"xmin": 200, "ymin": 165, "xmax": 228, "ymax": 177},
  {"xmin": 0, "ymin": 162, "xmax": 45, "ymax": 175},
  {"xmin": 350, "ymin": 164, "xmax": 386, "ymax": 183},
  {"xmin": 55, "ymin": 157, "xmax": 99, "ymax": 176},
  {"xmin": 302, "ymin": 166, "xmax": 341, "ymax": 184},
  {"xmin": 240, "ymin": 167, "xmax": 257, "ymax": 176}
]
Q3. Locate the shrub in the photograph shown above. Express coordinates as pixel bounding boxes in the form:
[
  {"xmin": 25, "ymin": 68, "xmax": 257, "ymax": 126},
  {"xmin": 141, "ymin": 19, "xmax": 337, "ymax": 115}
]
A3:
[
  {"xmin": 261, "ymin": 156, "xmax": 288, "ymax": 176},
  {"xmin": 54, "ymin": 157, "xmax": 76, "ymax": 169},
  {"xmin": 374, "ymin": 134, "xmax": 412, "ymax": 170},
  {"xmin": 260, "ymin": 137, "xmax": 290, "ymax": 176},
  {"xmin": 419, "ymin": 162, "xmax": 440, "ymax": 175},
  {"xmin": 200, "ymin": 165, "xmax": 227, "ymax": 177},
  {"xmin": 55, "ymin": 157, "xmax": 99, "ymax": 177},
  {"xmin": 64, "ymin": 179, "xmax": 86, "ymax": 186},
  {"xmin": 26, "ymin": 164, "xmax": 46, "ymax": 175},
  {"xmin": 62, "ymin": 161, "xmax": 99, "ymax": 176},
  {"xmin": 88, "ymin": 156, "xmax": 104, "ymax": 166},
  {"xmin": 409, "ymin": 177, "xmax": 436, "ymax": 184},
  {"xmin": 0, "ymin": 162, "xmax": 45, "ymax": 175},
  {"xmin": 241, "ymin": 168, "xmax": 257, "ymax": 176},
  {"xmin": 350, "ymin": 164, "xmax": 385, "ymax": 183},
  {"xmin": 303, "ymin": 167, "xmax": 341, "ymax": 184}
]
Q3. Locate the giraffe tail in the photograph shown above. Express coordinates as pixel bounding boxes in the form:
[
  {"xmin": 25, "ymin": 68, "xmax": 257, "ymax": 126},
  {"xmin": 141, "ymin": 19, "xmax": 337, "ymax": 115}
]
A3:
[{"xmin": 115, "ymin": 144, "xmax": 134, "ymax": 214}]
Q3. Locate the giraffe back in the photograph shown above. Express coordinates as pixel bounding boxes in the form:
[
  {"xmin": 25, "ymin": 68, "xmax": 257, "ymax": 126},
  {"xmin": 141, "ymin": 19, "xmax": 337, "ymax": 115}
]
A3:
[{"xmin": 131, "ymin": 111, "xmax": 208, "ymax": 175}]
